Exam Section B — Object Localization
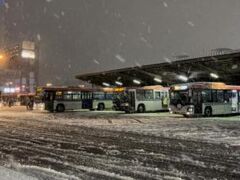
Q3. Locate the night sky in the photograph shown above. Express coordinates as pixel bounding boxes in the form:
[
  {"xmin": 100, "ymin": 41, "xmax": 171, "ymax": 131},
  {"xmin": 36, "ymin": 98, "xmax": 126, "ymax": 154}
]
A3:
[{"xmin": 1, "ymin": 0, "xmax": 240, "ymax": 85}]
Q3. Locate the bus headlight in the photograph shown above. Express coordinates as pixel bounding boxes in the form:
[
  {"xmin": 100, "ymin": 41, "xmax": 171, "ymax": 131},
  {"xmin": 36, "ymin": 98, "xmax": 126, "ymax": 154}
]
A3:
[
  {"xmin": 121, "ymin": 103, "xmax": 129, "ymax": 107},
  {"xmin": 187, "ymin": 107, "xmax": 193, "ymax": 112}
]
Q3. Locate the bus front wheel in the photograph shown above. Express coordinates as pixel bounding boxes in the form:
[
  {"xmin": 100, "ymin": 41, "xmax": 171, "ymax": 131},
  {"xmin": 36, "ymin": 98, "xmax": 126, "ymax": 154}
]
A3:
[
  {"xmin": 97, "ymin": 103, "xmax": 105, "ymax": 111},
  {"xmin": 204, "ymin": 107, "xmax": 212, "ymax": 117},
  {"xmin": 137, "ymin": 104, "xmax": 145, "ymax": 113},
  {"xmin": 56, "ymin": 104, "xmax": 65, "ymax": 113}
]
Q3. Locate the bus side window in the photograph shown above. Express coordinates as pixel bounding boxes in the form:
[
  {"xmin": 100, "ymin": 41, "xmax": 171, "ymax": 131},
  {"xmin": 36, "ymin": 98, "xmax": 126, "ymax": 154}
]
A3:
[
  {"xmin": 212, "ymin": 90, "xmax": 217, "ymax": 103},
  {"xmin": 82, "ymin": 92, "xmax": 92, "ymax": 99},
  {"xmin": 55, "ymin": 91, "xmax": 63, "ymax": 100},
  {"xmin": 136, "ymin": 90, "xmax": 144, "ymax": 100},
  {"xmin": 94, "ymin": 92, "xmax": 104, "ymax": 100},
  {"xmin": 202, "ymin": 90, "xmax": 211, "ymax": 103},
  {"xmin": 224, "ymin": 90, "xmax": 232, "ymax": 103},
  {"xmin": 145, "ymin": 90, "xmax": 153, "ymax": 100},
  {"xmin": 73, "ymin": 92, "xmax": 81, "ymax": 100},
  {"xmin": 106, "ymin": 93, "xmax": 113, "ymax": 100},
  {"xmin": 155, "ymin": 92, "xmax": 161, "ymax": 99},
  {"xmin": 217, "ymin": 90, "xmax": 224, "ymax": 103},
  {"xmin": 239, "ymin": 91, "xmax": 240, "ymax": 102},
  {"xmin": 64, "ymin": 94, "xmax": 72, "ymax": 101}
]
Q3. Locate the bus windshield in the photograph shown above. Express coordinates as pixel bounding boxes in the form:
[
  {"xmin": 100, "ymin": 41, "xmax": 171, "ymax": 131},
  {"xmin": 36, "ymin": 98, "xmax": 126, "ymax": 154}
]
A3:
[{"xmin": 170, "ymin": 90, "xmax": 190, "ymax": 106}]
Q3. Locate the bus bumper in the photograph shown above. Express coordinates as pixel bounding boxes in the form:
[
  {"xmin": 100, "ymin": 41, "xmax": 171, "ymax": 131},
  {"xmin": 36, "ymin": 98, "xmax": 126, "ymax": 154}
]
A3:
[
  {"xmin": 169, "ymin": 105, "xmax": 194, "ymax": 116},
  {"xmin": 120, "ymin": 103, "xmax": 135, "ymax": 113}
]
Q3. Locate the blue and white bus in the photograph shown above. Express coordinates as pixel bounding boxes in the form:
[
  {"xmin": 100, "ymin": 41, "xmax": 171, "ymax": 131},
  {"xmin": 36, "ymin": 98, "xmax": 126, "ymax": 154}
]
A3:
[{"xmin": 41, "ymin": 87, "xmax": 117, "ymax": 112}]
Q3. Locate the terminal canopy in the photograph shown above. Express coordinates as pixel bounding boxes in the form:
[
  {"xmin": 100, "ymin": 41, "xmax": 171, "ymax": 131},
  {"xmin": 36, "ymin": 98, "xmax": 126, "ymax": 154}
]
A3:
[{"xmin": 76, "ymin": 51, "xmax": 240, "ymax": 87}]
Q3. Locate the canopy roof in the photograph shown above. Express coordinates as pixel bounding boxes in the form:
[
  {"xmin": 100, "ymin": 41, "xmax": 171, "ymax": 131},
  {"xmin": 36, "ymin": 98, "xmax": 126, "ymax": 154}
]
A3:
[{"xmin": 76, "ymin": 51, "xmax": 240, "ymax": 87}]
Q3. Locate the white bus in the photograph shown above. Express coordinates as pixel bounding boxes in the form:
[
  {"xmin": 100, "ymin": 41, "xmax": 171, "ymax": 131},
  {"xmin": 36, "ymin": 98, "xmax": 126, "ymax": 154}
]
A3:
[
  {"xmin": 169, "ymin": 82, "xmax": 240, "ymax": 117},
  {"xmin": 41, "ymin": 87, "xmax": 118, "ymax": 112},
  {"xmin": 91, "ymin": 88, "xmax": 117, "ymax": 111},
  {"xmin": 120, "ymin": 85, "xmax": 169, "ymax": 113}
]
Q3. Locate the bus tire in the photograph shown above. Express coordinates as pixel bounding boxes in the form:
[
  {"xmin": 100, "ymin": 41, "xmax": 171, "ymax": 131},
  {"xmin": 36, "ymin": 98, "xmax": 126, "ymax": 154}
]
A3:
[
  {"xmin": 204, "ymin": 107, "xmax": 212, "ymax": 117},
  {"xmin": 97, "ymin": 103, "xmax": 105, "ymax": 111},
  {"xmin": 56, "ymin": 104, "xmax": 65, "ymax": 113},
  {"xmin": 137, "ymin": 104, "xmax": 145, "ymax": 113}
]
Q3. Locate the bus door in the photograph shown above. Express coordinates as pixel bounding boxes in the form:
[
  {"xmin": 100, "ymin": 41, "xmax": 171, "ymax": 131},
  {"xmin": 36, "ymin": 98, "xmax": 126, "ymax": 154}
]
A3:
[
  {"xmin": 192, "ymin": 90, "xmax": 202, "ymax": 114},
  {"xmin": 238, "ymin": 91, "xmax": 240, "ymax": 113},
  {"xmin": 128, "ymin": 90, "xmax": 136, "ymax": 110},
  {"xmin": 231, "ymin": 90, "xmax": 238, "ymax": 113},
  {"xmin": 44, "ymin": 91, "xmax": 55, "ymax": 112},
  {"xmin": 82, "ymin": 92, "xmax": 93, "ymax": 109}
]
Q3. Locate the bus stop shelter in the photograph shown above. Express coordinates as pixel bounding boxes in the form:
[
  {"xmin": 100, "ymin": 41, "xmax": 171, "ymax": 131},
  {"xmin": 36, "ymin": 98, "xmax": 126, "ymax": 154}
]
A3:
[{"xmin": 76, "ymin": 51, "xmax": 240, "ymax": 87}]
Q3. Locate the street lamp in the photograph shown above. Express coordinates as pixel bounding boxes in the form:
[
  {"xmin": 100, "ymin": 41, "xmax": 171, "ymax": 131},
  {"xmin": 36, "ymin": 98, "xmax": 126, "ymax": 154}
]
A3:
[
  {"xmin": 154, "ymin": 77, "xmax": 162, "ymax": 83},
  {"xmin": 178, "ymin": 75, "xmax": 188, "ymax": 82},
  {"xmin": 102, "ymin": 82, "xmax": 110, "ymax": 87},
  {"xmin": 115, "ymin": 81, "xmax": 123, "ymax": 86},
  {"xmin": 0, "ymin": 53, "xmax": 6, "ymax": 60},
  {"xmin": 133, "ymin": 79, "xmax": 141, "ymax": 85},
  {"xmin": 210, "ymin": 73, "xmax": 219, "ymax": 79}
]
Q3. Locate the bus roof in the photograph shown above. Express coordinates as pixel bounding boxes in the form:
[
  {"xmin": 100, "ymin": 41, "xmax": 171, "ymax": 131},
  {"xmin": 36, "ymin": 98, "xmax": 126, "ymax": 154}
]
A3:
[
  {"xmin": 171, "ymin": 82, "xmax": 240, "ymax": 90},
  {"xmin": 126, "ymin": 85, "xmax": 169, "ymax": 91},
  {"xmin": 1, "ymin": 93, "xmax": 35, "ymax": 97},
  {"xmin": 142, "ymin": 85, "xmax": 169, "ymax": 90},
  {"xmin": 37, "ymin": 86, "xmax": 126, "ymax": 93},
  {"xmin": 38, "ymin": 86, "xmax": 93, "ymax": 92}
]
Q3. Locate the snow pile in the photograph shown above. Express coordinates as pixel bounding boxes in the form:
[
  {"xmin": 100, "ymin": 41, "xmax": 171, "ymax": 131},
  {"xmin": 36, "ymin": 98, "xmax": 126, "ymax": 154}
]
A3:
[{"xmin": 0, "ymin": 166, "xmax": 37, "ymax": 180}]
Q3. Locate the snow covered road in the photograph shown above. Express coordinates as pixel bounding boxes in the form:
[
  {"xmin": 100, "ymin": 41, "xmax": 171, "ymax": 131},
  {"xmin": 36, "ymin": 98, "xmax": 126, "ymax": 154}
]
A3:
[{"xmin": 0, "ymin": 107, "xmax": 239, "ymax": 179}]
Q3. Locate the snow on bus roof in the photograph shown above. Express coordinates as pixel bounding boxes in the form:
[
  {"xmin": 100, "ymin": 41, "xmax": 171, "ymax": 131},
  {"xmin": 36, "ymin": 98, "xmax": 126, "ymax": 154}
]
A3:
[
  {"xmin": 38, "ymin": 86, "xmax": 125, "ymax": 93},
  {"xmin": 142, "ymin": 85, "xmax": 169, "ymax": 90},
  {"xmin": 172, "ymin": 82, "xmax": 240, "ymax": 90},
  {"xmin": 39, "ymin": 86, "xmax": 93, "ymax": 92}
]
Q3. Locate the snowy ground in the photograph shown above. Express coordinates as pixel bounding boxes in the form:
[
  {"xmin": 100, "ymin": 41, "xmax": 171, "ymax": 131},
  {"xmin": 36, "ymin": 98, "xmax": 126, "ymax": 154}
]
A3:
[{"xmin": 0, "ymin": 106, "xmax": 240, "ymax": 179}]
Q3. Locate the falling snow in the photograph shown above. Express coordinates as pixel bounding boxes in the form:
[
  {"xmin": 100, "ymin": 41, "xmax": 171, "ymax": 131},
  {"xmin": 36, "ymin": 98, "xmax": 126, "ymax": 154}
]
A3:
[
  {"xmin": 115, "ymin": 54, "xmax": 126, "ymax": 63},
  {"xmin": 187, "ymin": 21, "xmax": 195, "ymax": 27},
  {"xmin": 163, "ymin": 2, "xmax": 168, "ymax": 8}
]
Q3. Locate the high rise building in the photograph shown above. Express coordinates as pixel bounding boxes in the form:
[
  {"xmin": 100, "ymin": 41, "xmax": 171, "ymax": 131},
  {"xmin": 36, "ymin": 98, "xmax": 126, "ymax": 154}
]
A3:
[{"xmin": 0, "ymin": 1, "xmax": 40, "ymax": 93}]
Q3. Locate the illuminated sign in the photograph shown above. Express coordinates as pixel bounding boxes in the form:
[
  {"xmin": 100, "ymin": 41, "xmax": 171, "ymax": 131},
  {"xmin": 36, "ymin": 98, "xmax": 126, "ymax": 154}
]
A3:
[
  {"xmin": 22, "ymin": 41, "xmax": 35, "ymax": 50},
  {"xmin": 21, "ymin": 50, "xmax": 36, "ymax": 59},
  {"xmin": 3, "ymin": 88, "xmax": 16, "ymax": 93},
  {"xmin": 114, "ymin": 87, "xmax": 125, "ymax": 92}
]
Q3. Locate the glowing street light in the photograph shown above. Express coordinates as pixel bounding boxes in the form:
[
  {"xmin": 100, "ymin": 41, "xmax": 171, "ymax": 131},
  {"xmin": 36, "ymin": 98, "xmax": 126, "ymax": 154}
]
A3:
[
  {"xmin": 102, "ymin": 82, "xmax": 110, "ymax": 87},
  {"xmin": 210, "ymin": 73, "xmax": 219, "ymax": 79},
  {"xmin": 154, "ymin": 77, "xmax": 162, "ymax": 83},
  {"xmin": 178, "ymin": 75, "xmax": 188, "ymax": 82},
  {"xmin": 133, "ymin": 79, "xmax": 141, "ymax": 85},
  {"xmin": 115, "ymin": 81, "xmax": 123, "ymax": 86}
]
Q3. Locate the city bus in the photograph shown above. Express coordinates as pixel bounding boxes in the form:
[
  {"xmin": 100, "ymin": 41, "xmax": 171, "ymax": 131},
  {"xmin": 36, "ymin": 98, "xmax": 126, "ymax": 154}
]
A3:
[
  {"xmin": 91, "ymin": 87, "xmax": 117, "ymax": 111},
  {"xmin": 120, "ymin": 85, "xmax": 169, "ymax": 113},
  {"xmin": 169, "ymin": 82, "xmax": 240, "ymax": 117},
  {"xmin": 41, "ymin": 87, "xmax": 119, "ymax": 112}
]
